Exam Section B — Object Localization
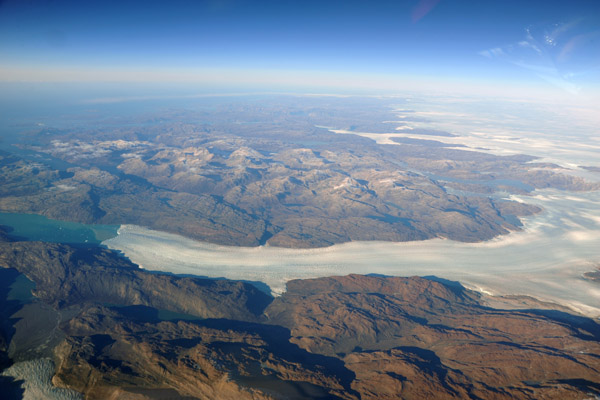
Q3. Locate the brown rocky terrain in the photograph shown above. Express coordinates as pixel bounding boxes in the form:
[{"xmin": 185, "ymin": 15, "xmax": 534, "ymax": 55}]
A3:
[
  {"xmin": 1, "ymin": 241, "xmax": 599, "ymax": 399},
  {"xmin": 0, "ymin": 139, "xmax": 547, "ymax": 248},
  {"xmin": 2, "ymin": 96, "xmax": 596, "ymax": 248},
  {"xmin": 2, "ymin": 96, "xmax": 600, "ymax": 398},
  {"xmin": 52, "ymin": 306, "xmax": 353, "ymax": 400},
  {"xmin": 0, "ymin": 242, "xmax": 271, "ymax": 320},
  {"xmin": 0, "ymin": 152, "xmax": 267, "ymax": 246},
  {"xmin": 265, "ymin": 275, "xmax": 600, "ymax": 399}
]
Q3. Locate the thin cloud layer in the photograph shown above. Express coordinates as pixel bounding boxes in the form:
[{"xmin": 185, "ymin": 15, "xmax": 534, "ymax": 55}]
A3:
[
  {"xmin": 411, "ymin": 0, "xmax": 441, "ymax": 22},
  {"xmin": 480, "ymin": 19, "xmax": 600, "ymax": 94}
]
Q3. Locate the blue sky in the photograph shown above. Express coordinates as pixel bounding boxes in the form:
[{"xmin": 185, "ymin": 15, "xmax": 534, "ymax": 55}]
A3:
[{"xmin": 1, "ymin": 0, "xmax": 599, "ymax": 97}]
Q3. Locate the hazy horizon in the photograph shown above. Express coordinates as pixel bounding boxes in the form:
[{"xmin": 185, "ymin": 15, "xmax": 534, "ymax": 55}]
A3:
[{"xmin": 1, "ymin": 0, "xmax": 599, "ymax": 102}]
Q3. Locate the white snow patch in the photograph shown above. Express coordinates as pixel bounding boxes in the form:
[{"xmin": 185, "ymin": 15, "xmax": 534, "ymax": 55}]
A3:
[{"xmin": 1, "ymin": 358, "xmax": 83, "ymax": 400}]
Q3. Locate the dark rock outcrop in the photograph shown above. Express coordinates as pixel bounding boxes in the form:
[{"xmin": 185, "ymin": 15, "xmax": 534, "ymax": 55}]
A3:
[
  {"xmin": 1, "ymin": 243, "xmax": 599, "ymax": 399},
  {"xmin": 0, "ymin": 242, "xmax": 271, "ymax": 321},
  {"xmin": 264, "ymin": 274, "xmax": 600, "ymax": 399}
]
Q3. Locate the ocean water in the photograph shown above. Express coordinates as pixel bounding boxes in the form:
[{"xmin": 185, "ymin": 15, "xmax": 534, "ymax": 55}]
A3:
[{"xmin": 0, "ymin": 212, "xmax": 118, "ymax": 245}]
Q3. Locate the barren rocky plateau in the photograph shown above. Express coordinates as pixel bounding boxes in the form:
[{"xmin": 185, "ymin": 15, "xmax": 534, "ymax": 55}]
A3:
[
  {"xmin": 1, "ymin": 238, "xmax": 599, "ymax": 399},
  {"xmin": 3, "ymin": 97, "xmax": 597, "ymax": 248}
]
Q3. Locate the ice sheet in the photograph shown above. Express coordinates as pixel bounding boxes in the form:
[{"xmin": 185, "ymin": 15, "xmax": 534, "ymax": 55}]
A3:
[{"xmin": 103, "ymin": 188, "xmax": 600, "ymax": 318}]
